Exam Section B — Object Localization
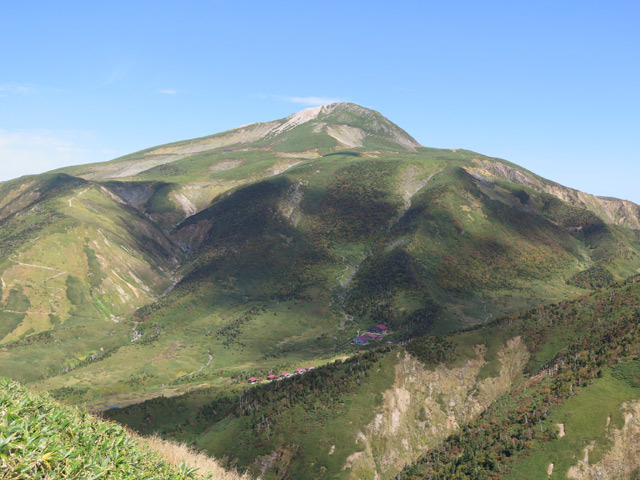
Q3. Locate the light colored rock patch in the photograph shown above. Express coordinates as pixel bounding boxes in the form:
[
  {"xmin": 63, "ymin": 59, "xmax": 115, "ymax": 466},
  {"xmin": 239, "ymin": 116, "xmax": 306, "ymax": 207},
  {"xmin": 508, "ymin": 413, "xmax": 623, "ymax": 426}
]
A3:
[
  {"xmin": 111, "ymin": 280, "xmax": 129, "ymax": 302},
  {"xmin": 127, "ymin": 271, "xmax": 151, "ymax": 293},
  {"xmin": 567, "ymin": 400, "xmax": 640, "ymax": 479},
  {"xmin": 396, "ymin": 167, "xmax": 440, "ymax": 221},
  {"xmin": 343, "ymin": 337, "xmax": 529, "ymax": 479},
  {"xmin": 548, "ymin": 462, "xmax": 555, "ymax": 476},
  {"xmin": 151, "ymin": 121, "xmax": 281, "ymax": 156},
  {"xmin": 343, "ymin": 432, "xmax": 380, "ymax": 479},
  {"xmin": 278, "ymin": 182, "xmax": 304, "ymax": 225},
  {"xmin": 325, "ymin": 124, "xmax": 365, "ymax": 148},
  {"xmin": 464, "ymin": 158, "xmax": 543, "ymax": 188},
  {"xmin": 99, "ymin": 186, "xmax": 128, "ymax": 206},
  {"xmin": 557, "ymin": 423, "xmax": 566, "ymax": 438},
  {"xmin": 92, "ymin": 155, "xmax": 184, "ymax": 179},
  {"xmin": 269, "ymin": 104, "xmax": 338, "ymax": 137},
  {"xmin": 173, "ymin": 192, "xmax": 196, "ymax": 217},
  {"xmin": 465, "ymin": 158, "xmax": 640, "ymax": 230},
  {"xmin": 272, "ymin": 161, "xmax": 301, "ymax": 176},
  {"xmin": 208, "ymin": 159, "xmax": 243, "ymax": 173},
  {"xmin": 277, "ymin": 151, "xmax": 320, "ymax": 159},
  {"xmin": 312, "ymin": 122, "xmax": 327, "ymax": 133},
  {"xmin": 110, "ymin": 270, "xmax": 142, "ymax": 299},
  {"xmin": 568, "ymin": 444, "xmax": 594, "ymax": 478},
  {"xmin": 546, "ymin": 186, "xmax": 640, "ymax": 230},
  {"xmin": 386, "ymin": 130, "xmax": 421, "ymax": 151}
]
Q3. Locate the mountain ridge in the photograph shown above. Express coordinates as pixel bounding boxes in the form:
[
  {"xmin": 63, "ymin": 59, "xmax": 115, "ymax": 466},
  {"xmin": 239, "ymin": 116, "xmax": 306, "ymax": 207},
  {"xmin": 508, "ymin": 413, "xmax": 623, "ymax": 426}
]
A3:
[
  {"xmin": 50, "ymin": 102, "xmax": 420, "ymax": 182},
  {"xmin": 2, "ymin": 103, "xmax": 640, "ymax": 478}
]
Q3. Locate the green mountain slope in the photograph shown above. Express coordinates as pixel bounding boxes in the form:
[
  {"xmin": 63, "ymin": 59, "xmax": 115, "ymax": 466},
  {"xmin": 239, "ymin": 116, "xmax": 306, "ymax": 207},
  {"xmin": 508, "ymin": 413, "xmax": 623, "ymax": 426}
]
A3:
[
  {"xmin": 105, "ymin": 276, "xmax": 640, "ymax": 479},
  {"xmin": 1, "ymin": 103, "xmax": 640, "ymax": 478},
  {"xmin": 0, "ymin": 173, "xmax": 179, "ymax": 343},
  {"xmin": 2, "ymin": 103, "xmax": 640, "ymax": 402}
]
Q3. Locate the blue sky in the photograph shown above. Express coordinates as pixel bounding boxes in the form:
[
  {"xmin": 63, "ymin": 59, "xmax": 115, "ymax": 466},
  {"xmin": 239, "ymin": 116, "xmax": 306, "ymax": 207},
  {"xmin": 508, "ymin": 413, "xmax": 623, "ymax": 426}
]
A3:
[{"xmin": 1, "ymin": 1, "xmax": 639, "ymax": 202}]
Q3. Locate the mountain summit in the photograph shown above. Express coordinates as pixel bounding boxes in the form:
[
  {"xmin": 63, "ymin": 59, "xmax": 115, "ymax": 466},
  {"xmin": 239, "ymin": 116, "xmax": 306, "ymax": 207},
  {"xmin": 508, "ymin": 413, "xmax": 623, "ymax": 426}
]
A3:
[
  {"xmin": 3, "ymin": 103, "xmax": 640, "ymax": 479},
  {"xmin": 173, "ymin": 102, "xmax": 421, "ymax": 153},
  {"xmin": 248, "ymin": 102, "xmax": 422, "ymax": 151},
  {"xmin": 56, "ymin": 103, "xmax": 420, "ymax": 181}
]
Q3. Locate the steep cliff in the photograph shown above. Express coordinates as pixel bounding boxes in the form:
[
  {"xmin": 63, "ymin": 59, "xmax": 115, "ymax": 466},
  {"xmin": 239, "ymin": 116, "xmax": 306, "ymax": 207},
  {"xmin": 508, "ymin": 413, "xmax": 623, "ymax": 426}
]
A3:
[{"xmin": 344, "ymin": 337, "xmax": 528, "ymax": 479}]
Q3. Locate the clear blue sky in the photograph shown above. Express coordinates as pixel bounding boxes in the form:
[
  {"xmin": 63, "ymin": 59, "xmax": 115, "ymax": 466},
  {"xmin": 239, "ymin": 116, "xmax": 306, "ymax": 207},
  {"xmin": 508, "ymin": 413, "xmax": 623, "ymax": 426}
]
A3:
[{"xmin": 1, "ymin": 1, "xmax": 639, "ymax": 202}]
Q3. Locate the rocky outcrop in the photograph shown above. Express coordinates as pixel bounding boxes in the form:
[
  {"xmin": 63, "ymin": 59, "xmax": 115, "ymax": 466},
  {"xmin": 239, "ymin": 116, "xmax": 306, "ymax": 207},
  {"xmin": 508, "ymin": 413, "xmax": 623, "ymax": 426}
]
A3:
[
  {"xmin": 567, "ymin": 399, "xmax": 640, "ymax": 479},
  {"xmin": 465, "ymin": 158, "xmax": 640, "ymax": 229},
  {"xmin": 343, "ymin": 337, "xmax": 529, "ymax": 479}
]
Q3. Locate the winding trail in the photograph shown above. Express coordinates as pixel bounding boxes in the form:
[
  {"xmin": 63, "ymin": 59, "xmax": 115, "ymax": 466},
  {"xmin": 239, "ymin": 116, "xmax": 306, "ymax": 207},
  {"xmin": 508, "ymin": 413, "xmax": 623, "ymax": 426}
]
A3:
[
  {"xmin": 8, "ymin": 258, "xmax": 60, "ymax": 271},
  {"xmin": 196, "ymin": 351, "xmax": 214, "ymax": 373},
  {"xmin": 131, "ymin": 321, "xmax": 142, "ymax": 342},
  {"xmin": 68, "ymin": 188, "xmax": 89, "ymax": 208}
]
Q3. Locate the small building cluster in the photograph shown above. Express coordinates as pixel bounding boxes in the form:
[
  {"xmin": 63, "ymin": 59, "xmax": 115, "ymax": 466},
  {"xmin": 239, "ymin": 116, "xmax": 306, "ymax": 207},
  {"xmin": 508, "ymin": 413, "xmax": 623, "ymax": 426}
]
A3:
[
  {"xmin": 352, "ymin": 324, "xmax": 390, "ymax": 345},
  {"xmin": 247, "ymin": 365, "xmax": 315, "ymax": 384}
]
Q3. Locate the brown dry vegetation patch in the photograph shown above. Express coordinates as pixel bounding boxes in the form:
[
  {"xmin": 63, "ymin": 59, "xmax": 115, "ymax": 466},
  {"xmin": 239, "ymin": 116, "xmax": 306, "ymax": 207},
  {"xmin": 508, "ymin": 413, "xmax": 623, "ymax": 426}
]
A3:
[{"xmin": 136, "ymin": 434, "xmax": 259, "ymax": 480}]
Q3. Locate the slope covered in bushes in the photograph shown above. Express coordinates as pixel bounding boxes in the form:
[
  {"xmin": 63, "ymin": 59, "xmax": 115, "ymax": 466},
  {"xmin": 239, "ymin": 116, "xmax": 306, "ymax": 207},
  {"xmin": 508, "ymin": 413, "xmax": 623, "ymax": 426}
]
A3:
[{"xmin": 0, "ymin": 378, "xmax": 211, "ymax": 479}]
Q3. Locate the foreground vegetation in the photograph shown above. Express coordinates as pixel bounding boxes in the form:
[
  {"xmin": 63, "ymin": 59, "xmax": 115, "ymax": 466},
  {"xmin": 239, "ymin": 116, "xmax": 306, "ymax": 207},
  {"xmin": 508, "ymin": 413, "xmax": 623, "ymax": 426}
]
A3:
[{"xmin": 0, "ymin": 378, "xmax": 252, "ymax": 479}]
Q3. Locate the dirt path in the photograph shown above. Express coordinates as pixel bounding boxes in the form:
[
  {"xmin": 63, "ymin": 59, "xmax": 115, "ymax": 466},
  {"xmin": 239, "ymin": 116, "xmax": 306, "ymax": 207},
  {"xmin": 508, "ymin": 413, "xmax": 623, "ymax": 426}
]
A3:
[
  {"xmin": 9, "ymin": 258, "xmax": 60, "ymax": 271},
  {"xmin": 68, "ymin": 188, "xmax": 89, "ymax": 208},
  {"xmin": 196, "ymin": 351, "xmax": 213, "ymax": 372},
  {"xmin": 131, "ymin": 321, "xmax": 142, "ymax": 342},
  {"xmin": 0, "ymin": 310, "xmax": 50, "ymax": 315},
  {"xmin": 44, "ymin": 271, "xmax": 67, "ymax": 282}
]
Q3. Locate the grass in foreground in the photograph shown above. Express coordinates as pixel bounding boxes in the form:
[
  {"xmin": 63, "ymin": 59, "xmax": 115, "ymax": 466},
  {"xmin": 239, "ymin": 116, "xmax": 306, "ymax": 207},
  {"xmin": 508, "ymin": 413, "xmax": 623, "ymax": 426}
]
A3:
[{"xmin": 0, "ymin": 377, "xmax": 252, "ymax": 479}]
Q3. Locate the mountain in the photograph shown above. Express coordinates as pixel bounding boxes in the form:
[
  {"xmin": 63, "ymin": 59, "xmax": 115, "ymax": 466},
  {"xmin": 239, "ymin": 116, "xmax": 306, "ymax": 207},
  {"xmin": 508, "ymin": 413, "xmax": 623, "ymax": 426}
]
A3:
[{"xmin": 1, "ymin": 102, "xmax": 640, "ymax": 478}]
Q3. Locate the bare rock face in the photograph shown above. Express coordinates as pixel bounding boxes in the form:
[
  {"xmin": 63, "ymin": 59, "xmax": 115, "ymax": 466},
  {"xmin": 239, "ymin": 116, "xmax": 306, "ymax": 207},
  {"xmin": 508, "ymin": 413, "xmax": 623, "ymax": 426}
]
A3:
[
  {"xmin": 567, "ymin": 400, "xmax": 640, "ymax": 479},
  {"xmin": 465, "ymin": 157, "xmax": 640, "ymax": 230},
  {"xmin": 343, "ymin": 336, "xmax": 529, "ymax": 479}
]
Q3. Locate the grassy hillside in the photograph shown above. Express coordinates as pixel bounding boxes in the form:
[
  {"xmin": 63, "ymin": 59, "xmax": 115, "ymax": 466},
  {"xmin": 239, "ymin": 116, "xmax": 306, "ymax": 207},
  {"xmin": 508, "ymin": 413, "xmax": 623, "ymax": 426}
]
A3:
[
  {"xmin": 104, "ymin": 276, "xmax": 640, "ymax": 479},
  {"xmin": 0, "ymin": 173, "xmax": 179, "ymax": 344},
  {"xmin": 0, "ymin": 377, "xmax": 252, "ymax": 479},
  {"xmin": 2, "ymin": 103, "xmax": 640, "ymax": 478},
  {"xmin": 2, "ymin": 103, "xmax": 640, "ymax": 412}
]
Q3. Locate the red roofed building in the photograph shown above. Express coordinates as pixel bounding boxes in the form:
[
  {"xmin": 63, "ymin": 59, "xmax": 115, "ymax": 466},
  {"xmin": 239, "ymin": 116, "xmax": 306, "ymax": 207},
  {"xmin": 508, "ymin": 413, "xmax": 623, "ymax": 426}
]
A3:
[
  {"xmin": 267, "ymin": 374, "xmax": 279, "ymax": 381},
  {"xmin": 247, "ymin": 377, "xmax": 260, "ymax": 384},
  {"xmin": 352, "ymin": 336, "xmax": 369, "ymax": 345},
  {"xmin": 369, "ymin": 324, "xmax": 389, "ymax": 335},
  {"xmin": 295, "ymin": 368, "xmax": 305, "ymax": 374},
  {"xmin": 364, "ymin": 332, "xmax": 382, "ymax": 340},
  {"xmin": 281, "ymin": 372, "xmax": 292, "ymax": 378},
  {"xmin": 305, "ymin": 366, "xmax": 315, "ymax": 371}
]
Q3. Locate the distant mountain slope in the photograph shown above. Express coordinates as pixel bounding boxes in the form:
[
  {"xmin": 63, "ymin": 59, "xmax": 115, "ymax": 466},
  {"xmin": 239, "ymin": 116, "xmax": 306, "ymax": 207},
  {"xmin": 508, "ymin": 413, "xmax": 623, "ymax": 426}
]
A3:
[
  {"xmin": 0, "ymin": 173, "xmax": 179, "ymax": 345},
  {"xmin": 0, "ymin": 102, "xmax": 639, "ymax": 422},
  {"xmin": 56, "ymin": 103, "xmax": 420, "ymax": 179}
]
